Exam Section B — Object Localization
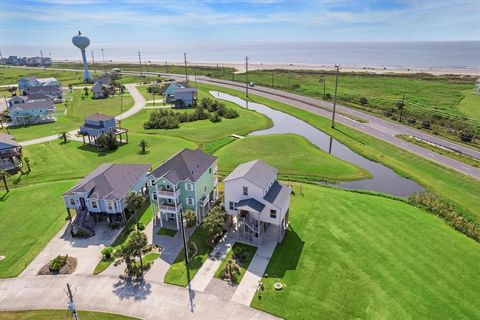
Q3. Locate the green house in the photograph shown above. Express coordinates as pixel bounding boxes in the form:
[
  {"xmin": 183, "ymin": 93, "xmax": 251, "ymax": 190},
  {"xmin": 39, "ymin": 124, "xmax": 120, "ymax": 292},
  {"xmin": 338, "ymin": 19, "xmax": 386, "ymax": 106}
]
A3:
[{"xmin": 147, "ymin": 148, "xmax": 218, "ymax": 230}]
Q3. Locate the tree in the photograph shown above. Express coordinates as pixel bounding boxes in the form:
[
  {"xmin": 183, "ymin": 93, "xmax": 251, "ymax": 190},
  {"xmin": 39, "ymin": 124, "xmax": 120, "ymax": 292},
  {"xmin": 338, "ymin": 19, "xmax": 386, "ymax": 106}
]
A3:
[
  {"xmin": 128, "ymin": 230, "xmax": 151, "ymax": 274},
  {"xmin": 96, "ymin": 132, "xmax": 118, "ymax": 151},
  {"xmin": 113, "ymin": 243, "xmax": 135, "ymax": 274},
  {"xmin": 184, "ymin": 209, "xmax": 197, "ymax": 228},
  {"xmin": 83, "ymin": 87, "xmax": 89, "ymax": 96},
  {"xmin": 202, "ymin": 207, "xmax": 225, "ymax": 244},
  {"xmin": 0, "ymin": 170, "xmax": 9, "ymax": 193},
  {"xmin": 7, "ymin": 86, "xmax": 17, "ymax": 97},
  {"xmin": 222, "ymin": 258, "xmax": 240, "ymax": 283},
  {"xmin": 459, "ymin": 128, "xmax": 475, "ymax": 142},
  {"xmin": 138, "ymin": 139, "xmax": 149, "ymax": 154},
  {"xmin": 58, "ymin": 131, "xmax": 70, "ymax": 144},
  {"xmin": 125, "ymin": 192, "xmax": 144, "ymax": 218},
  {"xmin": 68, "ymin": 84, "xmax": 73, "ymax": 93},
  {"xmin": 396, "ymin": 98, "xmax": 405, "ymax": 122},
  {"xmin": 24, "ymin": 157, "xmax": 31, "ymax": 173}
]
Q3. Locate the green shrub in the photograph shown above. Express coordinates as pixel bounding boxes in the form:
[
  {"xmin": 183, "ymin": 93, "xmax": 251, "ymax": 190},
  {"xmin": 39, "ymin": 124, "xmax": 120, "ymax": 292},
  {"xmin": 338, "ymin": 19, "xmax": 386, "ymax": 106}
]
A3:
[
  {"xmin": 210, "ymin": 113, "xmax": 222, "ymax": 123},
  {"xmin": 136, "ymin": 222, "xmax": 145, "ymax": 231},
  {"xmin": 49, "ymin": 255, "xmax": 68, "ymax": 272},
  {"xmin": 421, "ymin": 120, "xmax": 431, "ymax": 129},
  {"xmin": 184, "ymin": 210, "xmax": 197, "ymax": 227},
  {"xmin": 359, "ymin": 97, "xmax": 368, "ymax": 105},
  {"xmin": 101, "ymin": 247, "xmax": 114, "ymax": 260},
  {"xmin": 96, "ymin": 132, "xmax": 119, "ymax": 151},
  {"xmin": 459, "ymin": 129, "xmax": 475, "ymax": 142}
]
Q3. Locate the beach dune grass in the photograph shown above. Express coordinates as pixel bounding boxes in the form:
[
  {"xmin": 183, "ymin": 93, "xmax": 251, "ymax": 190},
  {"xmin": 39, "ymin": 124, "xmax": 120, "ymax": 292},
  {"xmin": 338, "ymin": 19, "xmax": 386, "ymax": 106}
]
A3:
[{"xmin": 251, "ymin": 184, "xmax": 480, "ymax": 319}]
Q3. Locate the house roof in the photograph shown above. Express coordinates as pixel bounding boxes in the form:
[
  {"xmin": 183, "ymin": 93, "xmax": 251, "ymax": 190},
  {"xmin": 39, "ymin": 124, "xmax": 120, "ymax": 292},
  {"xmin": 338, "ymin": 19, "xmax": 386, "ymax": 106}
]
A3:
[
  {"xmin": 9, "ymin": 100, "xmax": 54, "ymax": 111},
  {"xmin": 27, "ymin": 93, "xmax": 54, "ymax": 100},
  {"xmin": 0, "ymin": 133, "xmax": 20, "ymax": 148},
  {"xmin": 19, "ymin": 76, "xmax": 38, "ymax": 82},
  {"xmin": 236, "ymin": 198, "xmax": 265, "ymax": 213},
  {"xmin": 223, "ymin": 160, "xmax": 278, "ymax": 190},
  {"xmin": 149, "ymin": 148, "xmax": 217, "ymax": 183},
  {"xmin": 93, "ymin": 75, "xmax": 111, "ymax": 86},
  {"xmin": 92, "ymin": 82, "xmax": 104, "ymax": 92},
  {"xmin": 85, "ymin": 113, "xmax": 114, "ymax": 122},
  {"xmin": 263, "ymin": 181, "xmax": 290, "ymax": 209},
  {"xmin": 175, "ymin": 88, "xmax": 197, "ymax": 93},
  {"xmin": 64, "ymin": 163, "xmax": 151, "ymax": 200},
  {"xmin": 8, "ymin": 96, "xmax": 29, "ymax": 103},
  {"xmin": 27, "ymin": 85, "xmax": 62, "ymax": 93}
]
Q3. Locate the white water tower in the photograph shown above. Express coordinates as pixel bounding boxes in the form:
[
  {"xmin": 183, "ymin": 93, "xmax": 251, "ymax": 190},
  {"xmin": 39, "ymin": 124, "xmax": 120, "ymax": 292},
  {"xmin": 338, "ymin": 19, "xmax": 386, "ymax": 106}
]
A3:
[{"xmin": 72, "ymin": 31, "xmax": 92, "ymax": 82}]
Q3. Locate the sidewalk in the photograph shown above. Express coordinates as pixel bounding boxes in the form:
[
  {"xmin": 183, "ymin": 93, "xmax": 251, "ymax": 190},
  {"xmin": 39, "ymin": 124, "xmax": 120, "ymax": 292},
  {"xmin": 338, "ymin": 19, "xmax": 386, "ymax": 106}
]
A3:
[
  {"xmin": 230, "ymin": 240, "xmax": 277, "ymax": 306},
  {"xmin": 190, "ymin": 234, "xmax": 234, "ymax": 292}
]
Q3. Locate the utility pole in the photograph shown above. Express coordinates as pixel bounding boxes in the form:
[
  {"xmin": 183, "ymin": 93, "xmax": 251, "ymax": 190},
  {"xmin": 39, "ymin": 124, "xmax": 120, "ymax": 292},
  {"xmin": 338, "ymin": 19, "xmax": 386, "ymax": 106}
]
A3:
[
  {"xmin": 90, "ymin": 51, "xmax": 96, "ymax": 74},
  {"xmin": 288, "ymin": 70, "xmax": 291, "ymax": 90},
  {"xmin": 194, "ymin": 69, "xmax": 197, "ymax": 88},
  {"xmin": 272, "ymin": 70, "xmax": 275, "ymax": 88},
  {"xmin": 216, "ymin": 63, "xmax": 219, "ymax": 78},
  {"xmin": 180, "ymin": 211, "xmax": 189, "ymax": 265},
  {"xmin": 184, "ymin": 52, "xmax": 188, "ymax": 83},
  {"xmin": 65, "ymin": 283, "xmax": 79, "ymax": 320},
  {"xmin": 138, "ymin": 51, "xmax": 143, "ymax": 77},
  {"xmin": 121, "ymin": 92, "xmax": 124, "ymax": 111},
  {"xmin": 245, "ymin": 56, "xmax": 249, "ymax": 98},
  {"xmin": 40, "ymin": 50, "xmax": 46, "ymax": 70},
  {"xmin": 0, "ymin": 51, "xmax": 4, "ymax": 65},
  {"xmin": 323, "ymin": 77, "xmax": 326, "ymax": 100},
  {"xmin": 101, "ymin": 48, "xmax": 106, "ymax": 74},
  {"xmin": 165, "ymin": 61, "xmax": 168, "ymax": 73},
  {"xmin": 331, "ymin": 65, "xmax": 340, "ymax": 128}
]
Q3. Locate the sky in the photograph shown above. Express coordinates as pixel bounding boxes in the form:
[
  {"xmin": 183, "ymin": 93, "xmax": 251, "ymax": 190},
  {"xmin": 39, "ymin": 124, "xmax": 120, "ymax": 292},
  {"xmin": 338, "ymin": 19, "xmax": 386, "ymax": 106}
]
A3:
[{"xmin": 0, "ymin": 0, "xmax": 479, "ymax": 47}]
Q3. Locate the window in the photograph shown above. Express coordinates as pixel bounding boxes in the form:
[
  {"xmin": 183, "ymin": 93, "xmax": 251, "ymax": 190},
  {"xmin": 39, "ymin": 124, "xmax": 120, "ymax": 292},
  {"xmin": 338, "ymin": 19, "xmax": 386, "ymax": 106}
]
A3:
[
  {"xmin": 91, "ymin": 201, "xmax": 98, "ymax": 209},
  {"xmin": 187, "ymin": 196, "xmax": 194, "ymax": 205},
  {"xmin": 114, "ymin": 202, "xmax": 118, "ymax": 209},
  {"xmin": 186, "ymin": 183, "xmax": 193, "ymax": 191},
  {"xmin": 107, "ymin": 202, "xmax": 113, "ymax": 210},
  {"xmin": 152, "ymin": 192, "xmax": 157, "ymax": 200},
  {"xmin": 209, "ymin": 167, "xmax": 212, "ymax": 174},
  {"xmin": 151, "ymin": 179, "xmax": 156, "ymax": 186},
  {"xmin": 69, "ymin": 198, "xmax": 75, "ymax": 206},
  {"xmin": 229, "ymin": 202, "xmax": 235, "ymax": 210},
  {"xmin": 243, "ymin": 186, "xmax": 248, "ymax": 196},
  {"xmin": 270, "ymin": 209, "xmax": 277, "ymax": 218},
  {"xmin": 166, "ymin": 184, "xmax": 171, "ymax": 190}
]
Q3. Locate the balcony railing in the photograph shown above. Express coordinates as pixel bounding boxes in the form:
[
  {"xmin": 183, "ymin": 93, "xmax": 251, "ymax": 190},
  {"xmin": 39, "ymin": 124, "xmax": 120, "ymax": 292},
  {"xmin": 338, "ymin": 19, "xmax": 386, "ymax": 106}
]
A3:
[
  {"xmin": 159, "ymin": 202, "xmax": 182, "ymax": 214},
  {"xmin": 157, "ymin": 186, "xmax": 181, "ymax": 198}
]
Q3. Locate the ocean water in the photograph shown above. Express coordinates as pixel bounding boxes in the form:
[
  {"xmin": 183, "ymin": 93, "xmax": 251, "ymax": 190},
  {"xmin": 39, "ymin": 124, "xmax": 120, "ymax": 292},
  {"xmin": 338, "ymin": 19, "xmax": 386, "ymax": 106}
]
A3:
[{"xmin": 3, "ymin": 41, "xmax": 479, "ymax": 69}]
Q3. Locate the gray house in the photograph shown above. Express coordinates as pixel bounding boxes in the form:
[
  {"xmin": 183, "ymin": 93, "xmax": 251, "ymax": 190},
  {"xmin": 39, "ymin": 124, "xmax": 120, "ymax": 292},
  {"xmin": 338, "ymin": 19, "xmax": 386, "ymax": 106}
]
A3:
[
  {"xmin": 79, "ymin": 113, "xmax": 128, "ymax": 145},
  {"xmin": 92, "ymin": 82, "xmax": 106, "ymax": 99},
  {"xmin": 8, "ymin": 100, "xmax": 56, "ymax": 125},
  {"xmin": 0, "ymin": 133, "xmax": 22, "ymax": 173},
  {"xmin": 63, "ymin": 163, "xmax": 151, "ymax": 236},
  {"xmin": 26, "ymin": 85, "xmax": 62, "ymax": 101},
  {"xmin": 174, "ymin": 88, "xmax": 197, "ymax": 107}
]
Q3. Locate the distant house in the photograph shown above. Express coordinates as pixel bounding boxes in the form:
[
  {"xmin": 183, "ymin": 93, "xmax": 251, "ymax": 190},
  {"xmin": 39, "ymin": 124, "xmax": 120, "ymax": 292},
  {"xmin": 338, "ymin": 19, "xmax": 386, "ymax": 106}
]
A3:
[
  {"xmin": 93, "ymin": 74, "xmax": 111, "ymax": 86},
  {"xmin": 174, "ymin": 87, "xmax": 197, "ymax": 107},
  {"xmin": 223, "ymin": 160, "xmax": 291, "ymax": 245},
  {"xmin": 148, "ymin": 148, "xmax": 218, "ymax": 230},
  {"xmin": 18, "ymin": 76, "xmax": 41, "ymax": 92},
  {"xmin": 7, "ymin": 100, "xmax": 56, "ymax": 125},
  {"xmin": 26, "ymin": 85, "xmax": 62, "ymax": 101},
  {"xmin": 27, "ymin": 93, "xmax": 55, "ymax": 102},
  {"xmin": 0, "ymin": 133, "xmax": 22, "ymax": 173},
  {"xmin": 7, "ymin": 94, "xmax": 54, "ymax": 108},
  {"xmin": 17, "ymin": 76, "xmax": 62, "ymax": 99},
  {"xmin": 162, "ymin": 82, "xmax": 185, "ymax": 103},
  {"xmin": 92, "ymin": 82, "xmax": 106, "ymax": 99},
  {"xmin": 37, "ymin": 77, "xmax": 60, "ymax": 87},
  {"xmin": 63, "ymin": 163, "xmax": 150, "ymax": 237},
  {"xmin": 475, "ymin": 79, "xmax": 480, "ymax": 92},
  {"xmin": 79, "ymin": 113, "xmax": 128, "ymax": 145}
]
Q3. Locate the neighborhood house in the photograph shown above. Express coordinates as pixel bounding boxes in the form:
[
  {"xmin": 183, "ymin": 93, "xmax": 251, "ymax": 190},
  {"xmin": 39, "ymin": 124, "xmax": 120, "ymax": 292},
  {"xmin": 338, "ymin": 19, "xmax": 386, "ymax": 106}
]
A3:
[
  {"xmin": 7, "ymin": 100, "xmax": 56, "ymax": 125},
  {"xmin": 63, "ymin": 163, "xmax": 150, "ymax": 237},
  {"xmin": 17, "ymin": 76, "xmax": 62, "ymax": 100},
  {"xmin": 148, "ymin": 148, "xmax": 218, "ymax": 230},
  {"xmin": 0, "ymin": 133, "xmax": 23, "ymax": 173},
  {"xmin": 79, "ymin": 113, "xmax": 128, "ymax": 145},
  {"xmin": 174, "ymin": 87, "xmax": 197, "ymax": 107},
  {"xmin": 223, "ymin": 160, "xmax": 291, "ymax": 245}
]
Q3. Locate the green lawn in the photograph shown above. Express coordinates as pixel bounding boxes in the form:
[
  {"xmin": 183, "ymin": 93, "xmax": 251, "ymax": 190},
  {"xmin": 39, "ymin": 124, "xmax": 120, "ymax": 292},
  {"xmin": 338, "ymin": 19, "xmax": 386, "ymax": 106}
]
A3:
[
  {"xmin": 1, "ymin": 89, "xmax": 134, "ymax": 142},
  {"xmin": 122, "ymin": 88, "xmax": 272, "ymax": 143},
  {"xmin": 0, "ymin": 180, "xmax": 76, "ymax": 278},
  {"xmin": 459, "ymin": 90, "xmax": 480, "ymax": 122},
  {"xmin": 164, "ymin": 226, "xmax": 214, "ymax": 287},
  {"xmin": 215, "ymin": 134, "xmax": 370, "ymax": 182},
  {"xmin": 0, "ymin": 66, "xmax": 86, "ymax": 86},
  {"xmin": 214, "ymin": 242, "xmax": 257, "ymax": 284},
  {"xmin": 0, "ymin": 309, "xmax": 140, "ymax": 319},
  {"xmin": 251, "ymin": 184, "xmax": 480, "ymax": 319},
  {"xmin": 197, "ymin": 83, "xmax": 480, "ymax": 224},
  {"xmin": 157, "ymin": 228, "xmax": 177, "ymax": 237}
]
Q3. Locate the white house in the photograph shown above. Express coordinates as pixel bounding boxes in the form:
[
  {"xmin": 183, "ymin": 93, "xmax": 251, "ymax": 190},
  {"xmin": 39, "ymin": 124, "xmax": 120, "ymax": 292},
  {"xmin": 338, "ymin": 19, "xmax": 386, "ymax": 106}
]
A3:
[{"xmin": 223, "ymin": 160, "xmax": 291, "ymax": 246}]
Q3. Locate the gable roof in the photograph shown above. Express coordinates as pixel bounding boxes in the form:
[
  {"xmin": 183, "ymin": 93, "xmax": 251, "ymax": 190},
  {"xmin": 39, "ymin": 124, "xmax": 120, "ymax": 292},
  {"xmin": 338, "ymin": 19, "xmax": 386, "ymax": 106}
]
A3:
[
  {"xmin": 27, "ymin": 85, "xmax": 62, "ymax": 93},
  {"xmin": 0, "ymin": 133, "xmax": 20, "ymax": 148},
  {"xmin": 149, "ymin": 148, "xmax": 217, "ymax": 183},
  {"xmin": 263, "ymin": 181, "xmax": 291, "ymax": 209},
  {"xmin": 92, "ymin": 82, "xmax": 104, "ymax": 92},
  {"xmin": 175, "ymin": 87, "xmax": 197, "ymax": 94},
  {"xmin": 223, "ymin": 159, "xmax": 278, "ymax": 190},
  {"xmin": 9, "ymin": 100, "xmax": 54, "ymax": 111},
  {"xmin": 236, "ymin": 198, "xmax": 265, "ymax": 213},
  {"xmin": 18, "ymin": 76, "xmax": 38, "ymax": 82},
  {"xmin": 64, "ymin": 163, "xmax": 150, "ymax": 200},
  {"xmin": 85, "ymin": 113, "xmax": 114, "ymax": 122}
]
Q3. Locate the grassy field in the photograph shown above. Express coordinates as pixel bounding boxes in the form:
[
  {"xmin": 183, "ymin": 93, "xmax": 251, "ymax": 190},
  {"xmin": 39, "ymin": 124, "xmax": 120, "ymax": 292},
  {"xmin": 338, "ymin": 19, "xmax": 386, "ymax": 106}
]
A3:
[
  {"xmin": 197, "ymin": 83, "xmax": 480, "ymax": 224},
  {"xmin": 0, "ymin": 309, "xmax": 140, "ymax": 319},
  {"xmin": 458, "ymin": 90, "xmax": 480, "ymax": 122},
  {"xmin": 122, "ymin": 88, "xmax": 272, "ymax": 143},
  {"xmin": 164, "ymin": 226, "xmax": 213, "ymax": 287},
  {"xmin": 251, "ymin": 184, "xmax": 480, "ymax": 319},
  {"xmin": 215, "ymin": 134, "xmax": 370, "ymax": 182},
  {"xmin": 214, "ymin": 242, "xmax": 256, "ymax": 284},
  {"xmin": 1, "ymin": 89, "xmax": 134, "ymax": 142}
]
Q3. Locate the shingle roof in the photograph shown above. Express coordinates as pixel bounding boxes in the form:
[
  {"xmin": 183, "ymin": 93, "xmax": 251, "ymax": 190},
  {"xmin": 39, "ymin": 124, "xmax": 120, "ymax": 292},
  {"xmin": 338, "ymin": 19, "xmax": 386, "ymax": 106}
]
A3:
[
  {"xmin": 27, "ymin": 93, "xmax": 54, "ymax": 100},
  {"xmin": 263, "ymin": 181, "xmax": 290, "ymax": 209},
  {"xmin": 27, "ymin": 85, "xmax": 62, "ymax": 93},
  {"xmin": 92, "ymin": 82, "xmax": 104, "ymax": 92},
  {"xmin": 8, "ymin": 96, "xmax": 29, "ymax": 102},
  {"xmin": 149, "ymin": 148, "xmax": 217, "ymax": 183},
  {"xmin": 19, "ymin": 76, "xmax": 38, "ymax": 82},
  {"xmin": 175, "ymin": 88, "xmax": 197, "ymax": 93},
  {"xmin": 223, "ymin": 160, "xmax": 278, "ymax": 190},
  {"xmin": 9, "ymin": 100, "xmax": 54, "ymax": 111},
  {"xmin": 236, "ymin": 198, "xmax": 265, "ymax": 213},
  {"xmin": 64, "ymin": 163, "xmax": 151, "ymax": 200},
  {"xmin": 0, "ymin": 133, "xmax": 20, "ymax": 148},
  {"xmin": 85, "ymin": 113, "xmax": 114, "ymax": 122}
]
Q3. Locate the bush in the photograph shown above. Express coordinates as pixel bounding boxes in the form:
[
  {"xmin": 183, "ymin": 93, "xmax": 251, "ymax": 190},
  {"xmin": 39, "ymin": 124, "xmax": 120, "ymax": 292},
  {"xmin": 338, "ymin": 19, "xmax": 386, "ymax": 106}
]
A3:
[
  {"xmin": 459, "ymin": 129, "xmax": 475, "ymax": 142},
  {"xmin": 421, "ymin": 120, "xmax": 431, "ymax": 129},
  {"xmin": 210, "ymin": 113, "xmax": 222, "ymax": 123},
  {"xmin": 96, "ymin": 131, "xmax": 119, "ymax": 151},
  {"xmin": 222, "ymin": 108, "xmax": 239, "ymax": 119},
  {"xmin": 359, "ymin": 97, "xmax": 368, "ymax": 105},
  {"xmin": 136, "ymin": 222, "xmax": 145, "ymax": 231},
  {"xmin": 184, "ymin": 210, "xmax": 197, "ymax": 227},
  {"xmin": 291, "ymin": 83, "xmax": 300, "ymax": 90},
  {"xmin": 384, "ymin": 108, "xmax": 394, "ymax": 117},
  {"xmin": 49, "ymin": 255, "xmax": 68, "ymax": 272},
  {"xmin": 325, "ymin": 93, "xmax": 332, "ymax": 100},
  {"xmin": 102, "ymin": 247, "xmax": 114, "ymax": 260}
]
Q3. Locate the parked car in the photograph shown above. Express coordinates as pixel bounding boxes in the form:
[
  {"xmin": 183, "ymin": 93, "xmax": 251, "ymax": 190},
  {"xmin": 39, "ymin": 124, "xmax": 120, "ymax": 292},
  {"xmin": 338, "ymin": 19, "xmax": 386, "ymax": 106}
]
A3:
[{"xmin": 248, "ymin": 82, "xmax": 255, "ymax": 87}]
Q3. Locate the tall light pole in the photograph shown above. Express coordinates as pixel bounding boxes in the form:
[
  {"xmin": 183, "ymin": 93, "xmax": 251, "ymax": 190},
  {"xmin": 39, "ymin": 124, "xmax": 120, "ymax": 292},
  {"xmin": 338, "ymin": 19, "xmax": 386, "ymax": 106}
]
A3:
[
  {"xmin": 138, "ymin": 51, "xmax": 143, "ymax": 76},
  {"xmin": 245, "ymin": 56, "xmax": 249, "ymax": 98},
  {"xmin": 91, "ymin": 51, "xmax": 97, "ymax": 74},
  {"xmin": 184, "ymin": 52, "xmax": 188, "ymax": 83},
  {"xmin": 331, "ymin": 65, "xmax": 340, "ymax": 128},
  {"xmin": 101, "ymin": 48, "xmax": 106, "ymax": 74}
]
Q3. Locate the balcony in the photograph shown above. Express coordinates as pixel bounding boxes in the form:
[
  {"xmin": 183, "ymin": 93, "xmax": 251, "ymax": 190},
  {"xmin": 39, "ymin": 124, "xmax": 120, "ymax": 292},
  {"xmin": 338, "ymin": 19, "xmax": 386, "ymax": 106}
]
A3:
[
  {"xmin": 157, "ymin": 186, "xmax": 181, "ymax": 199},
  {"xmin": 159, "ymin": 202, "xmax": 182, "ymax": 214}
]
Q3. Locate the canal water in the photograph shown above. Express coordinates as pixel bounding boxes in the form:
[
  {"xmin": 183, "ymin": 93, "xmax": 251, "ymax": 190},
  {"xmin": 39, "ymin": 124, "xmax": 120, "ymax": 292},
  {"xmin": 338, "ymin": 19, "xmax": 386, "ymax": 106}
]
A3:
[{"xmin": 210, "ymin": 91, "xmax": 424, "ymax": 197}]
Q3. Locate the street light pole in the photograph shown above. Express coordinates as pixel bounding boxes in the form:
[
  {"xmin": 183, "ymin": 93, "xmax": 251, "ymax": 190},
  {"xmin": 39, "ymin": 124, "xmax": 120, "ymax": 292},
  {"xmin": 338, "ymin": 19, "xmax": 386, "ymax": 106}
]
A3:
[
  {"xmin": 91, "ymin": 51, "xmax": 96, "ymax": 74},
  {"xmin": 138, "ymin": 51, "xmax": 143, "ymax": 77},
  {"xmin": 101, "ymin": 48, "xmax": 106, "ymax": 74},
  {"xmin": 245, "ymin": 56, "xmax": 249, "ymax": 98},
  {"xmin": 331, "ymin": 65, "xmax": 340, "ymax": 128},
  {"xmin": 184, "ymin": 52, "xmax": 188, "ymax": 83}
]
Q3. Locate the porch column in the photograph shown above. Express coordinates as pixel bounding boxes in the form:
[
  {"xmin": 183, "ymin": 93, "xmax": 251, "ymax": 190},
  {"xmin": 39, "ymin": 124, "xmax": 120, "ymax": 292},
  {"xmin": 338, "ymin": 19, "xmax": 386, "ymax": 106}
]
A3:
[
  {"xmin": 175, "ymin": 212, "xmax": 179, "ymax": 230},
  {"xmin": 66, "ymin": 208, "xmax": 72, "ymax": 223}
]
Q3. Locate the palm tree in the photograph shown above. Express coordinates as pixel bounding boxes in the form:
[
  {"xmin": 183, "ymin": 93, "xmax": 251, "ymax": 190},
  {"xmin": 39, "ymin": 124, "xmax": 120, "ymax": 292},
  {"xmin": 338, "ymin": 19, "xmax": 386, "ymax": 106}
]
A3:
[
  {"xmin": 68, "ymin": 84, "xmax": 73, "ymax": 93},
  {"xmin": 0, "ymin": 170, "xmax": 9, "ymax": 193},
  {"xmin": 138, "ymin": 139, "xmax": 149, "ymax": 154},
  {"xmin": 58, "ymin": 131, "xmax": 70, "ymax": 144},
  {"xmin": 125, "ymin": 192, "xmax": 144, "ymax": 220},
  {"xmin": 83, "ymin": 87, "xmax": 89, "ymax": 96},
  {"xmin": 128, "ymin": 230, "xmax": 151, "ymax": 274},
  {"xmin": 24, "ymin": 157, "xmax": 31, "ymax": 173}
]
